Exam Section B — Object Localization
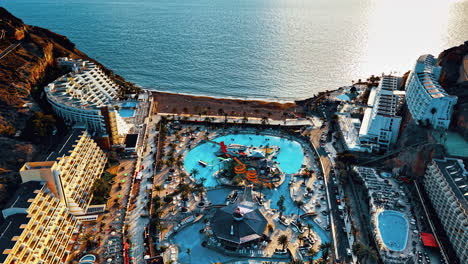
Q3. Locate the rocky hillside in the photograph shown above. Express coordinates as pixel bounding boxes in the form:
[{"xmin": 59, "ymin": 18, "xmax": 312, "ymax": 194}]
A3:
[
  {"xmin": 0, "ymin": 7, "xmax": 138, "ymax": 134},
  {"xmin": 0, "ymin": 8, "xmax": 140, "ymax": 204},
  {"xmin": 438, "ymin": 41, "xmax": 468, "ymax": 139}
]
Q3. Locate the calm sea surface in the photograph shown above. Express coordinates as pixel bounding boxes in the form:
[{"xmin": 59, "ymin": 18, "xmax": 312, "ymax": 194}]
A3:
[{"xmin": 2, "ymin": 0, "xmax": 468, "ymax": 100}]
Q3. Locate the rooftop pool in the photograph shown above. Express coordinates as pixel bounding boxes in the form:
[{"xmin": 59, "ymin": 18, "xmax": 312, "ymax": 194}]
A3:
[
  {"xmin": 184, "ymin": 134, "xmax": 305, "ymax": 188},
  {"xmin": 377, "ymin": 210, "xmax": 409, "ymax": 251},
  {"xmin": 119, "ymin": 108, "xmax": 135, "ymax": 118}
]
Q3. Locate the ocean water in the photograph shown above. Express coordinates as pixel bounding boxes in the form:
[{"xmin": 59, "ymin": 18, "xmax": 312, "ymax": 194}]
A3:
[{"xmin": 2, "ymin": 0, "xmax": 468, "ymax": 100}]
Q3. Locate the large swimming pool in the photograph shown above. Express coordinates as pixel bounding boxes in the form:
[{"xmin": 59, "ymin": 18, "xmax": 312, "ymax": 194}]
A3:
[
  {"xmin": 172, "ymin": 222, "xmax": 236, "ymax": 263},
  {"xmin": 377, "ymin": 210, "xmax": 409, "ymax": 251},
  {"xmin": 178, "ymin": 134, "xmax": 330, "ymax": 260},
  {"xmin": 184, "ymin": 134, "xmax": 305, "ymax": 187}
]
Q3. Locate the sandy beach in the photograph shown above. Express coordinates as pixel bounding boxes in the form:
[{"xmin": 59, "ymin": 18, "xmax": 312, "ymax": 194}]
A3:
[{"xmin": 152, "ymin": 91, "xmax": 304, "ymax": 120}]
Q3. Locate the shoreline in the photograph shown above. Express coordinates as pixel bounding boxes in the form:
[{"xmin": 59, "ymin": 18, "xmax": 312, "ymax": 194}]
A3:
[{"xmin": 145, "ymin": 88, "xmax": 300, "ymax": 104}]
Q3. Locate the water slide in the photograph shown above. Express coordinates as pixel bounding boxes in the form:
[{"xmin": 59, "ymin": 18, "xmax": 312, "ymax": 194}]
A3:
[{"xmin": 233, "ymin": 157, "xmax": 259, "ymax": 182}]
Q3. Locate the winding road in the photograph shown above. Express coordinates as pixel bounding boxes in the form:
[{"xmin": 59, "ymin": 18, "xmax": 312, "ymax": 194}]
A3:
[{"xmin": 0, "ymin": 40, "xmax": 22, "ymax": 60}]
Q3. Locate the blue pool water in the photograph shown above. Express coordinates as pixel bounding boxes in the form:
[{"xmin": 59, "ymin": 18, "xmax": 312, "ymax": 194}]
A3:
[
  {"xmin": 184, "ymin": 134, "xmax": 305, "ymax": 187},
  {"xmin": 79, "ymin": 255, "xmax": 95, "ymax": 261},
  {"xmin": 206, "ymin": 187, "xmax": 233, "ymax": 205},
  {"xmin": 377, "ymin": 210, "xmax": 409, "ymax": 251},
  {"xmin": 181, "ymin": 134, "xmax": 329, "ymax": 259},
  {"xmin": 336, "ymin": 94, "xmax": 351, "ymax": 101},
  {"xmin": 119, "ymin": 108, "xmax": 135, "ymax": 118},
  {"xmin": 172, "ymin": 222, "xmax": 235, "ymax": 263}
]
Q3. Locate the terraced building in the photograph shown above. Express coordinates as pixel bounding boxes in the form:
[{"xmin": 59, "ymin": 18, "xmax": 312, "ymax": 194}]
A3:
[
  {"xmin": 45, "ymin": 58, "xmax": 131, "ymax": 145},
  {"xmin": 405, "ymin": 54, "xmax": 457, "ymax": 129},
  {"xmin": 0, "ymin": 182, "xmax": 79, "ymax": 264}
]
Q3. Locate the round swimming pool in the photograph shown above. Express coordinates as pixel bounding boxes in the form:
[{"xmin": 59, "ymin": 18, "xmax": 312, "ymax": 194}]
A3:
[
  {"xmin": 377, "ymin": 210, "xmax": 409, "ymax": 251},
  {"xmin": 184, "ymin": 134, "xmax": 305, "ymax": 187}
]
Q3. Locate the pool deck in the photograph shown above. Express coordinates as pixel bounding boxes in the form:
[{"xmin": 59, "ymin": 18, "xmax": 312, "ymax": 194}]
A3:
[
  {"xmin": 356, "ymin": 166, "xmax": 421, "ymax": 262},
  {"xmin": 153, "ymin": 124, "xmax": 330, "ymax": 262}
]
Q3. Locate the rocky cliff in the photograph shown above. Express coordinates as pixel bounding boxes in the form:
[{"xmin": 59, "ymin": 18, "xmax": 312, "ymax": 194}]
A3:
[{"xmin": 438, "ymin": 41, "xmax": 468, "ymax": 139}]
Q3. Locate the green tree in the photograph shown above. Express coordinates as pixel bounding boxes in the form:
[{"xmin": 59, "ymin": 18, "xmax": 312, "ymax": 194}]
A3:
[
  {"xmin": 277, "ymin": 195, "xmax": 286, "ymax": 218},
  {"xmin": 277, "ymin": 234, "xmax": 289, "ymax": 251},
  {"xmin": 190, "ymin": 168, "xmax": 199, "ymax": 177},
  {"xmin": 295, "ymin": 200, "xmax": 304, "ymax": 215},
  {"xmin": 320, "ymin": 242, "xmax": 331, "ymax": 261},
  {"xmin": 353, "ymin": 242, "xmax": 377, "ymax": 263}
]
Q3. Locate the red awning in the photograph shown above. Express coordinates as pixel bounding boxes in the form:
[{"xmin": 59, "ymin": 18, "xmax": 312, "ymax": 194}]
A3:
[{"xmin": 421, "ymin": 232, "xmax": 438, "ymax": 248}]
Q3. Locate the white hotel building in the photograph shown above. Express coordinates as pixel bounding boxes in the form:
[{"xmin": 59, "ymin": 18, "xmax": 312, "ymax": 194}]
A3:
[
  {"xmin": 45, "ymin": 58, "xmax": 131, "ymax": 145},
  {"xmin": 423, "ymin": 158, "xmax": 467, "ymax": 262},
  {"xmin": 19, "ymin": 129, "xmax": 107, "ymax": 221},
  {"xmin": 405, "ymin": 54, "xmax": 457, "ymax": 129},
  {"xmin": 359, "ymin": 75, "xmax": 405, "ymax": 152}
]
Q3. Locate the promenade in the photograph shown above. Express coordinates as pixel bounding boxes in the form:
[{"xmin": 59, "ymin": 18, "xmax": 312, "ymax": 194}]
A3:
[{"xmin": 158, "ymin": 112, "xmax": 318, "ymax": 127}]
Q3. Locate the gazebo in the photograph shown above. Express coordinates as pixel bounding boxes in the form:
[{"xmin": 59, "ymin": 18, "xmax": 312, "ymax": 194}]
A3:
[{"xmin": 210, "ymin": 188, "xmax": 267, "ymax": 250}]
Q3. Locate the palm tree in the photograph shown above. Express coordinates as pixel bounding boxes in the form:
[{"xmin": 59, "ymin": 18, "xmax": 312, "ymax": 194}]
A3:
[
  {"xmin": 354, "ymin": 242, "xmax": 377, "ymax": 263},
  {"xmin": 199, "ymin": 177, "xmax": 206, "ymax": 186},
  {"xmin": 190, "ymin": 168, "xmax": 199, "ymax": 178},
  {"xmin": 295, "ymin": 200, "xmax": 304, "ymax": 215},
  {"xmin": 320, "ymin": 242, "xmax": 331, "ymax": 261},
  {"xmin": 277, "ymin": 234, "xmax": 289, "ymax": 251},
  {"xmin": 277, "ymin": 195, "xmax": 286, "ymax": 218}
]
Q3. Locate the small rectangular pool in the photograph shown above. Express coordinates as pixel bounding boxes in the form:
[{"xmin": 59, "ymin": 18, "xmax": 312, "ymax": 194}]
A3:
[{"xmin": 119, "ymin": 108, "xmax": 135, "ymax": 118}]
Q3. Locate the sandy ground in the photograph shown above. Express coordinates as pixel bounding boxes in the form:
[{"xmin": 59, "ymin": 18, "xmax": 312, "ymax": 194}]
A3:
[{"xmin": 152, "ymin": 91, "xmax": 303, "ymax": 120}]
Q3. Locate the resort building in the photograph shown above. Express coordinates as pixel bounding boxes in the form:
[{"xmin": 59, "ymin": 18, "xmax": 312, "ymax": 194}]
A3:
[
  {"xmin": 208, "ymin": 189, "xmax": 268, "ymax": 251},
  {"xmin": 353, "ymin": 166, "xmax": 414, "ymax": 263},
  {"xmin": 359, "ymin": 75, "xmax": 405, "ymax": 152},
  {"xmin": 423, "ymin": 158, "xmax": 468, "ymax": 262},
  {"xmin": 19, "ymin": 128, "xmax": 107, "ymax": 221},
  {"xmin": 336, "ymin": 104, "xmax": 363, "ymax": 151},
  {"xmin": 45, "ymin": 58, "xmax": 131, "ymax": 145},
  {"xmin": 405, "ymin": 54, "xmax": 457, "ymax": 129},
  {"xmin": 0, "ymin": 181, "xmax": 79, "ymax": 264}
]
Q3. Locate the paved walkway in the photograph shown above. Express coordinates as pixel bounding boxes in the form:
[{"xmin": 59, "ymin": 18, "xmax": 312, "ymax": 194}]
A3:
[
  {"xmin": 158, "ymin": 113, "xmax": 316, "ymax": 126},
  {"xmin": 127, "ymin": 117, "xmax": 159, "ymax": 263}
]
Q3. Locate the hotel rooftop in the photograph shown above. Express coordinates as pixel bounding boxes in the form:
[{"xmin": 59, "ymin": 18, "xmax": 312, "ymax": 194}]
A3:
[
  {"xmin": 415, "ymin": 54, "xmax": 449, "ymax": 99},
  {"xmin": 45, "ymin": 58, "xmax": 119, "ymax": 111},
  {"xmin": 433, "ymin": 158, "xmax": 468, "ymax": 208}
]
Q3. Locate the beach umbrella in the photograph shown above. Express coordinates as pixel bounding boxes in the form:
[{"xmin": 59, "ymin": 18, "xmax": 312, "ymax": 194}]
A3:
[
  {"xmin": 124, "ymin": 173, "xmax": 128, "ymax": 176},
  {"xmin": 118, "ymin": 194, "xmax": 122, "ymax": 198},
  {"xmin": 122, "ymin": 179, "xmax": 126, "ymax": 183}
]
